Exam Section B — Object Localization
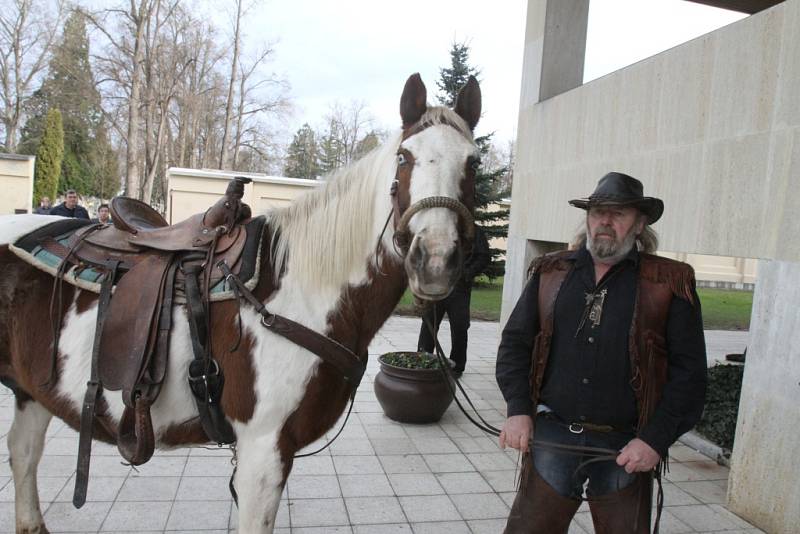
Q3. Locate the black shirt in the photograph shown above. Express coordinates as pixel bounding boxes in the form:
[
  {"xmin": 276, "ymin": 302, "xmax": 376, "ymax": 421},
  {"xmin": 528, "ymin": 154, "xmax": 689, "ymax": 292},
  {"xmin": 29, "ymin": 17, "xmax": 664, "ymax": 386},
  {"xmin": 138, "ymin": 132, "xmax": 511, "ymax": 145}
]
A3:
[
  {"xmin": 49, "ymin": 203, "xmax": 90, "ymax": 220},
  {"xmin": 496, "ymin": 246, "xmax": 707, "ymax": 456}
]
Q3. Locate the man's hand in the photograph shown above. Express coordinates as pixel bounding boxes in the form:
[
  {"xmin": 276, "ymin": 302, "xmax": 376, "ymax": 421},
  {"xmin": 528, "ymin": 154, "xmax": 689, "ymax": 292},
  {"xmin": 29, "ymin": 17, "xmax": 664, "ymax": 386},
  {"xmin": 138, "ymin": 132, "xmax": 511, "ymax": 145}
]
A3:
[
  {"xmin": 616, "ymin": 438, "xmax": 661, "ymax": 473},
  {"xmin": 499, "ymin": 415, "xmax": 533, "ymax": 453}
]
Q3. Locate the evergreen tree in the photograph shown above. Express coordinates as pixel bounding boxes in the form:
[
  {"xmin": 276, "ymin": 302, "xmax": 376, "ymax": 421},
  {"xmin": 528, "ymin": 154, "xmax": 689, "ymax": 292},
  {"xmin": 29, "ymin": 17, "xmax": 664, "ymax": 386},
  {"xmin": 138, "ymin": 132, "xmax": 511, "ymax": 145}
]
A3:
[
  {"xmin": 437, "ymin": 42, "xmax": 509, "ymax": 279},
  {"xmin": 33, "ymin": 109, "xmax": 64, "ymax": 206},
  {"xmin": 19, "ymin": 10, "xmax": 118, "ymax": 196},
  {"xmin": 284, "ymin": 123, "xmax": 321, "ymax": 179},
  {"xmin": 318, "ymin": 120, "xmax": 344, "ymax": 174}
]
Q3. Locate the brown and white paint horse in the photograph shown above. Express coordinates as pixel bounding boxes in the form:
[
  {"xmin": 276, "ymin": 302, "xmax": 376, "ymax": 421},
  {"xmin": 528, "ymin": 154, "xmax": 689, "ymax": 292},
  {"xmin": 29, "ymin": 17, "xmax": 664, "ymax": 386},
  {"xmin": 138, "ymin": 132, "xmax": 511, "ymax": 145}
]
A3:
[{"xmin": 0, "ymin": 73, "xmax": 482, "ymax": 534}]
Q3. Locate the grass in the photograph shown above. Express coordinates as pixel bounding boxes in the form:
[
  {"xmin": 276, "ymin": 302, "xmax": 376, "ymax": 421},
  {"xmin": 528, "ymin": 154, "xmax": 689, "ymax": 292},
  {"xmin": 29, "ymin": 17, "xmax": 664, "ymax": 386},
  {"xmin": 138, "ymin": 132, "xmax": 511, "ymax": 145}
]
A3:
[{"xmin": 393, "ymin": 279, "xmax": 753, "ymax": 330}]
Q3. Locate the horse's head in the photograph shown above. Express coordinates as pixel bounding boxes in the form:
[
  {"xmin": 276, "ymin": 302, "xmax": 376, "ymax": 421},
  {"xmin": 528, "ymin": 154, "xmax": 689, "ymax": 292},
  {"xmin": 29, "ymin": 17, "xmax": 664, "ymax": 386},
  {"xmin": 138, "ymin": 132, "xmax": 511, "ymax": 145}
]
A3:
[{"xmin": 392, "ymin": 73, "xmax": 482, "ymax": 301}]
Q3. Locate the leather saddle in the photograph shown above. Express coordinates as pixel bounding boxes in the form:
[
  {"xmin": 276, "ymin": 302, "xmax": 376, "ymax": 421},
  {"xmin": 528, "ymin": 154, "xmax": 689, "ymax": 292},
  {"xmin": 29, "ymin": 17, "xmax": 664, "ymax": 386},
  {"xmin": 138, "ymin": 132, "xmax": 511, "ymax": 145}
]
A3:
[{"xmin": 38, "ymin": 177, "xmax": 260, "ymax": 468}]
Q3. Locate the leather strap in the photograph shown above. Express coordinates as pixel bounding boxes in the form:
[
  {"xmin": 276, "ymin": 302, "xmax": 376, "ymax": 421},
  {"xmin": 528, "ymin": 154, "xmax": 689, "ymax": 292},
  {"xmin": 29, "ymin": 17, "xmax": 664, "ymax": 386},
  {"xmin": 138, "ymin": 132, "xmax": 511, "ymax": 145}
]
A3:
[
  {"xmin": 217, "ymin": 261, "xmax": 366, "ymax": 387},
  {"xmin": 73, "ymin": 260, "xmax": 119, "ymax": 508},
  {"xmin": 184, "ymin": 260, "xmax": 236, "ymax": 444}
]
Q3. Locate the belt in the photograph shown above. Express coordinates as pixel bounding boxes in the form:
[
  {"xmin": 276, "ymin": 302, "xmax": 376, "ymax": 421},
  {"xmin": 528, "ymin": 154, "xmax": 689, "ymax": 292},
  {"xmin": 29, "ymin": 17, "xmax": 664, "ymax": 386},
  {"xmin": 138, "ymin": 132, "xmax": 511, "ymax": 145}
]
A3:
[{"xmin": 539, "ymin": 412, "xmax": 631, "ymax": 434}]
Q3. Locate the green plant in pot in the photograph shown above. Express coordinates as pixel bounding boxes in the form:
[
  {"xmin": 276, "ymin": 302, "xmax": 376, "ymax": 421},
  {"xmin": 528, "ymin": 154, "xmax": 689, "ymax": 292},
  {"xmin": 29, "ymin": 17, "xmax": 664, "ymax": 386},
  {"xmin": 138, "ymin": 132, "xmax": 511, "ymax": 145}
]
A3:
[{"xmin": 374, "ymin": 351, "xmax": 456, "ymax": 424}]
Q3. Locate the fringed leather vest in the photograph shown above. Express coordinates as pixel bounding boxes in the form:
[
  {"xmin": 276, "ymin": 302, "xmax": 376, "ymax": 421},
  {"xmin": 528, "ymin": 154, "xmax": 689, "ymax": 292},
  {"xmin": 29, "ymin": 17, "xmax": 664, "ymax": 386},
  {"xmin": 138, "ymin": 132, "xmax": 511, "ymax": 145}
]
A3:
[{"xmin": 528, "ymin": 250, "xmax": 697, "ymax": 431}]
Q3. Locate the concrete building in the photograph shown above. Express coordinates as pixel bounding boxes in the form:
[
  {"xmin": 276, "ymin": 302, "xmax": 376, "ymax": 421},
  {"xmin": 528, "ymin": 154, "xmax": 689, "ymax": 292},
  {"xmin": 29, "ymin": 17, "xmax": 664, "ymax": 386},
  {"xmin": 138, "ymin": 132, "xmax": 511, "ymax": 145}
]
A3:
[
  {"xmin": 166, "ymin": 167, "xmax": 320, "ymax": 224},
  {"xmin": 506, "ymin": 1, "xmax": 798, "ymax": 532},
  {"xmin": 0, "ymin": 154, "xmax": 35, "ymax": 215}
]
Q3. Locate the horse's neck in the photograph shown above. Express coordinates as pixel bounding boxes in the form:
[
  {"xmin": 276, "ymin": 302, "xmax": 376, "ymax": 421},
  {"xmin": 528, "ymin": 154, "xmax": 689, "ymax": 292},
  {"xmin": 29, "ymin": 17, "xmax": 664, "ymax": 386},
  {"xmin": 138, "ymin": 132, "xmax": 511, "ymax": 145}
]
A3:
[{"xmin": 327, "ymin": 250, "xmax": 408, "ymax": 358}]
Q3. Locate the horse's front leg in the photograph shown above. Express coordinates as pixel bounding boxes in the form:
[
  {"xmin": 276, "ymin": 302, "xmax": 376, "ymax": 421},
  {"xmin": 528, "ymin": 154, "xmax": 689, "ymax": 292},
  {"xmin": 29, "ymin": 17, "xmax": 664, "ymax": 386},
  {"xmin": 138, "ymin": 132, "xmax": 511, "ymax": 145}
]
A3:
[
  {"xmin": 232, "ymin": 433, "xmax": 289, "ymax": 534},
  {"xmin": 8, "ymin": 399, "xmax": 52, "ymax": 534}
]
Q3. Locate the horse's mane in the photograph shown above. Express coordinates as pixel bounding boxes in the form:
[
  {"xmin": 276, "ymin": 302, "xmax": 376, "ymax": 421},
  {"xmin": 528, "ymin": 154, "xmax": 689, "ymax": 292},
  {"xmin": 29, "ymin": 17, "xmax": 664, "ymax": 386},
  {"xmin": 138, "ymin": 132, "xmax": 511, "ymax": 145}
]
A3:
[{"xmin": 267, "ymin": 107, "xmax": 472, "ymax": 293}]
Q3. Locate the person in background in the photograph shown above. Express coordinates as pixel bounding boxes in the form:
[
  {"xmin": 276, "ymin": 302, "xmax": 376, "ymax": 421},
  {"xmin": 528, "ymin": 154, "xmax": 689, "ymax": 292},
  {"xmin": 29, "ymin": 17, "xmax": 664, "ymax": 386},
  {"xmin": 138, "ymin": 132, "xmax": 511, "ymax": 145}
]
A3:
[
  {"xmin": 92, "ymin": 203, "xmax": 111, "ymax": 225},
  {"xmin": 34, "ymin": 196, "xmax": 52, "ymax": 214},
  {"xmin": 49, "ymin": 189, "xmax": 90, "ymax": 220},
  {"xmin": 496, "ymin": 172, "xmax": 707, "ymax": 533},
  {"xmin": 417, "ymin": 224, "xmax": 491, "ymax": 378}
]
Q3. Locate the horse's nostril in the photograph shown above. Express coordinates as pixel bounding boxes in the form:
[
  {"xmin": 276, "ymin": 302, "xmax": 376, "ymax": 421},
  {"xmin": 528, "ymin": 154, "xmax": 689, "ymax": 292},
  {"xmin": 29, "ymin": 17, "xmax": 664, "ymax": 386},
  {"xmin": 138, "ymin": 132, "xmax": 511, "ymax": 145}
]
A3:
[{"xmin": 408, "ymin": 240, "xmax": 426, "ymax": 268}]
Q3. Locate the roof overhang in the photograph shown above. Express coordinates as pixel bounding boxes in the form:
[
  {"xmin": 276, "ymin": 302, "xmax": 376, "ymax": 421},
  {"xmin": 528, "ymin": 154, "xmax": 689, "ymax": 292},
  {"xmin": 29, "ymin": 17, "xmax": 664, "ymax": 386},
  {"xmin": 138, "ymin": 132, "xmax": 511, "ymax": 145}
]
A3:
[{"xmin": 685, "ymin": 0, "xmax": 784, "ymax": 14}]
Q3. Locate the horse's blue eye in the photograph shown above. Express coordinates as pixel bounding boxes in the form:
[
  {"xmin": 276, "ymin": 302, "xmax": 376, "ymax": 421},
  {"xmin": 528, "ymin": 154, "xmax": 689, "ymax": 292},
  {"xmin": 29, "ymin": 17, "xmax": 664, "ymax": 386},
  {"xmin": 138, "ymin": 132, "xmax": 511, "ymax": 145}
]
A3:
[{"xmin": 397, "ymin": 153, "xmax": 407, "ymax": 165}]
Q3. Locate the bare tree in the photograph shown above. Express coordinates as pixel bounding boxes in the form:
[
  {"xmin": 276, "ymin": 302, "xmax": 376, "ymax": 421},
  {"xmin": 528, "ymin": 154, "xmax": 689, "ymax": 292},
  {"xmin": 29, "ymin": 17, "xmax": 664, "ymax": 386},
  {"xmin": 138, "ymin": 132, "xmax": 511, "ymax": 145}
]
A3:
[
  {"xmin": 219, "ymin": 0, "xmax": 244, "ymax": 169},
  {"xmin": 0, "ymin": 0, "xmax": 64, "ymax": 152}
]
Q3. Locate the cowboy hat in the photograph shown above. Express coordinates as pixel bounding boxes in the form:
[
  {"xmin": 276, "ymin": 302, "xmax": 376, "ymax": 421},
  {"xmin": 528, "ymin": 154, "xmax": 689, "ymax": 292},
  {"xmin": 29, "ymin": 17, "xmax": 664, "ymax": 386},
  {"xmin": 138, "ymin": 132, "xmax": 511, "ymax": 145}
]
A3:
[{"xmin": 569, "ymin": 172, "xmax": 664, "ymax": 224}]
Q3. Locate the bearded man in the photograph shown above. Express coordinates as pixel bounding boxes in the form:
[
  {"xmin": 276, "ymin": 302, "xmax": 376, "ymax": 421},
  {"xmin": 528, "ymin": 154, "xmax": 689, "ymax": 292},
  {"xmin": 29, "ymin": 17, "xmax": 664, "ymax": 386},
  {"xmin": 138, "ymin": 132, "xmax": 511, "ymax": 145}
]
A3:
[{"xmin": 496, "ymin": 172, "xmax": 707, "ymax": 533}]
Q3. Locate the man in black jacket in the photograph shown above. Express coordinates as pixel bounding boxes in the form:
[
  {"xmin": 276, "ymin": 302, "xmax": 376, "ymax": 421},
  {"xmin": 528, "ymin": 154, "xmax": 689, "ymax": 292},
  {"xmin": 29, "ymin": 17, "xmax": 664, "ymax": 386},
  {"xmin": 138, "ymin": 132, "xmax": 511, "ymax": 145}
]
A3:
[
  {"xmin": 418, "ymin": 224, "xmax": 491, "ymax": 377},
  {"xmin": 496, "ymin": 172, "xmax": 707, "ymax": 533},
  {"xmin": 50, "ymin": 190, "xmax": 90, "ymax": 219}
]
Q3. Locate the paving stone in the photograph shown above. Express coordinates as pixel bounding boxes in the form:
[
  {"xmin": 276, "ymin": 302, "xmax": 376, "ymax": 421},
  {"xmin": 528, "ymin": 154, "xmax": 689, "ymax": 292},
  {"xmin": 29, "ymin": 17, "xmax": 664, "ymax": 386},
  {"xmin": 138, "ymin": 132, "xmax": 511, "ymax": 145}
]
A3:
[
  {"xmin": 44, "ymin": 501, "xmax": 112, "ymax": 532},
  {"xmin": 669, "ymin": 504, "xmax": 743, "ymax": 531},
  {"xmin": 352, "ymin": 524, "xmax": 411, "ymax": 533},
  {"xmin": 675, "ymin": 480, "xmax": 728, "ymax": 504},
  {"xmin": 410, "ymin": 520, "xmax": 471, "ymax": 533},
  {"xmin": 0, "ymin": 475, "xmax": 69, "ymax": 503},
  {"xmin": 295, "ymin": 527, "xmax": 353, "ymax": 534},
  {"xmin": 290, "ymin": 497, "xmax": 349, "ymax": 527},
  {"xmin": 165, "ymin": 500, "xmax": 231, "ymax": 530},
  {"xmin": 117, "ymin": 475, "xmax": 180, "ymax": 501},
  {"xmin": 423, "ymin": 453, "xmax": 473, "ymax": 473},
  {"xmin": 345, "ymin": 496, "xmax": 407, "ymax": 524},
  {"xmin": 371, "ymin": 437, "xmax": 419, "ymax": 455},
  {"xmin": 388, "ymin": 473, "xmax": 445, "ymax": 496},
  {"xmin": 379, "ymin": 454, "xmax": 431, "ymax": 474},
  {"xmin": 175, "ymin": 475, "xmax": 236, "ymax": 501},
  {"xmin": 411, "ymin": 438, "xmax": 460, "ymax": 454},
  {"xmin": 467, "ymin": 518, "xmax": 510, "ymax": 533},
  {"xmin": 288, "ymin": 474, "xmax": 342, "ymax": 499},
  {"xmin": 399, "ymin": 495, "xmax": 461, "ymax": 523},
  {"xmin": 102, "ymin": 501, "xmax": 171, "ymax": 531},
  {"xmin": 435, "ymin": 472, "xmax": 493, "ymax": 494},
  {"xmin": 334, "ymin": 454, "xmax": 384, "ymax": 474},
  {"xmin": 450, "ymin": 492, "xmax": 509, "ymax": 520},
  {"xmin": 465, "ymin": 452, "xmax": 517, "ymax": 471},
  {"xmin": 339, "ymin": 473, "xmax": 394, "ymax": 497},
  {"xmin": 330, "ymin": 437, "xmax": 376, "ymax": 456}
]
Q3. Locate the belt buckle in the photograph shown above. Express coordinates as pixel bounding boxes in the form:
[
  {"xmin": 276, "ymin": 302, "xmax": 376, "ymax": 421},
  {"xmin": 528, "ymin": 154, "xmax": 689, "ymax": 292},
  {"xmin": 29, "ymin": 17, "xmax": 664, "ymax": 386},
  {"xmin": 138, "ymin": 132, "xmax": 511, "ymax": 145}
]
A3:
[{"xmin": 568, "ymin": 423, "xmax": 584, "ymax": 434}]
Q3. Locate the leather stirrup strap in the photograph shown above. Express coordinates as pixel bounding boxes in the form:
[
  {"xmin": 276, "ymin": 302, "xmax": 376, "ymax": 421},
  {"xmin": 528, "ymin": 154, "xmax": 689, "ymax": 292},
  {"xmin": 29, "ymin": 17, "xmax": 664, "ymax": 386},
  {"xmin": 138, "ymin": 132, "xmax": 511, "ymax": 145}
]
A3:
[
  {"xmin": 184, "ymin": 261, "xmax": 236, "ymax": 444},
  {"xmin": 117, "ymin": 395, "xmax": 155, "ymax": 464},
  {"xmin": 73, "ymin": 260, "xmax": 119, "ymax": 508}
]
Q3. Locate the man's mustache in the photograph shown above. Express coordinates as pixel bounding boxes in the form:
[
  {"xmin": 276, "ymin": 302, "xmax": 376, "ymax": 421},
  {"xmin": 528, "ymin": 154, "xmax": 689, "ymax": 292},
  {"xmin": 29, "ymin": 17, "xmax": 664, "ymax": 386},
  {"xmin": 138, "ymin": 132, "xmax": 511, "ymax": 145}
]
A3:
[{"xmin": 594, "ymin": 226, "xmax": 617, "ymax": 238}]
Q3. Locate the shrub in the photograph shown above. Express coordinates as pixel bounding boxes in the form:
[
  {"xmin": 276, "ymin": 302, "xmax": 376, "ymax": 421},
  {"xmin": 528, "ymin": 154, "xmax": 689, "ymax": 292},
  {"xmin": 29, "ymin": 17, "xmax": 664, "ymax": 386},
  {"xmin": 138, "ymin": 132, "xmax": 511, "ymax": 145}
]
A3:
[
  {"xmin": 695, "ymin": 363, "xmax": 744, "ymax": 452},
  {"xmin": 379, "ymin": 351, "xmax": 445, "ymax": 369}
]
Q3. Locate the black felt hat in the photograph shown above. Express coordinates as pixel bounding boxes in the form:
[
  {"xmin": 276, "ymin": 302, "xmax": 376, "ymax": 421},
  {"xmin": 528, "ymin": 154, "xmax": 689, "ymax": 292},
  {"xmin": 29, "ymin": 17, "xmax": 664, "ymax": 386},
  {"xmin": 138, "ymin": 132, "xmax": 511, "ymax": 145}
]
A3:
[{"xmin": 569, "ymin": 172, "xmax": 663, "ymax": 224}]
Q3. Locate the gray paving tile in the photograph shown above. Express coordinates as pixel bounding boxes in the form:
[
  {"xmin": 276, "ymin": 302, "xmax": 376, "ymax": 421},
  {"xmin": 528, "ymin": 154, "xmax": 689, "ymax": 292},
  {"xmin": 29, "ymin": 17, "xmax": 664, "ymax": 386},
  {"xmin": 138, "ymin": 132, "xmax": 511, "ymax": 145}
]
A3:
[
  {"xmin": 330, "ymin": 438, "xmax": 376, "ymax": 456},
  {"xmin": 675, "ymin": 480, "xmax": 728, "ymax": 504},
  {"xmin": 450, "ymin": 492, "xmax": 509, "ymax": 520},
  {"xmin": 295, "ymin": 527, "xmax": 354, "ymax": 534},
  {"xmin": 117, "ymin": 475, "xmax": 180, "ymax": 501},
  {"xmin": 333, "ymin": 455, "xmax": 384, "ymax": 474},
  {"xmin": 0, "ymin": 502, "xmax": 16, "ymax": 533},
  {"xmin": 102, "ymin": 501, "xmax": 172, "ymax": 531},
  {"xmin": 661, "ymin": 480, "xmax": 703, "ymax": 506},
  {"xmin": 482, "ymin": 469, "xmax": 518, "ymax": 493},
  {"xmin": 288, "ymin": 474, "xmax": 342, "ymax": 499},
  {"xmin": 345, "ymin": 496, "xmax": 407, "ymax": 524},
  {"xmin": 410, "ymin": 520, "xmax": 470, "ymax": 533},
  {"xmin": 411, "ymin": 438, "xmax": 460, "ymax": 454},
  {"xmin": 291, "ymin": 455, "xmax": 336, "ymax": 476},
  {"xmin": 371, "ymin": 437, "xmax": 419, "ymax": 455},
  {"xmin": 423, "ymin": 453, "xmax": 473, "ymax": 473},
  {"xmin": 175, "ymin": 475, "xmax": 235, "ymax": 501},
  {"xmin": 352, "ymin": 524, "xmax": 411, "ymax": 533},
  {"xmin": 182, "ymin": 456, "xmax": 231, "ymax": 477},
  {"xmin": 339, "ymin": 473, "xmax": 394, "ymax": 497},
  {"xmin": 54, "ymin": 475, "xmax": 125, "ymax": 502},
  {"xmin": 290, "ymin": 497, "xmax": 348, "ymax": 527},
  {"xmin": 465, "ymin": 452, "xmax": 516, "ymax": 471},
  {"xmin": 388, "ymin": 473, "xmax": 445, "ymax": 496},
  {"xmin": 165, "ymin": 500, "xmax": 232, "ymax": 530},
  {"xmin": 0, "ymin": 475, "xmax": 69, "ymax": 503},
  {"xmin": 44, "ymin": 501, "xmax": 112, "ymax": 532},
  {"xmin": 379, "ymin": 454, "xmax": 430, "ymax": 474},
  {"xmin": 669, "ymin": 503, "xmax": 743, "ymax": 531},
  {"xmin": 655, "ymin": 509, "xmax": 694, "ymax": 534},
  {"xmin": 399, "ymin": 495, "xmax": 461, "ymax": 523},
  {"xmin": 435, "ymin": 472, "xmax": 493, "ymax": 494},
  {"xmin": 467, "ymin": 518, "xmax": 510, "ymax": 533}
]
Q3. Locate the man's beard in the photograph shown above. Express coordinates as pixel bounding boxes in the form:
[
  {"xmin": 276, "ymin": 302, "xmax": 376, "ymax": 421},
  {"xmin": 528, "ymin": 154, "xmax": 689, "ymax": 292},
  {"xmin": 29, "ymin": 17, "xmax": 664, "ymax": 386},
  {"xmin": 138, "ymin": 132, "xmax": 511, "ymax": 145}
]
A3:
[{"xmin": 586, "ymin": 224, "xmax": 638, "ymax": 264}]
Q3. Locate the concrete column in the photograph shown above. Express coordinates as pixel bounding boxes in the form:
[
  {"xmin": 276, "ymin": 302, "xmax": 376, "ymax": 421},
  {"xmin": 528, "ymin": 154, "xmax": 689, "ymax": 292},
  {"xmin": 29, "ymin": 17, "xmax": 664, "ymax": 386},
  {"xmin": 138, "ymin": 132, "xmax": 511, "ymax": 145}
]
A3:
[
  {"xmin": 504, "ymin": 0, "xmax": 589, "ymax": 324},
  {"xmin": 728, "ymin": 259, "xmax": 800, "ymax": 533},
  {"xmin": 520, "ymin": 0, "xmax": 590, "ymax": 107}
]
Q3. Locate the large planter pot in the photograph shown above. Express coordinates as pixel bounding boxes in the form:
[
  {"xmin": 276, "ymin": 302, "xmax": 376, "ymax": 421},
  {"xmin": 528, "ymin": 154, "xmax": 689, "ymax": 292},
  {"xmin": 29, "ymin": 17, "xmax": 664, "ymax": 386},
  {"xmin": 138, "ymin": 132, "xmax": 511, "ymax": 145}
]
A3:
[{"xmin": 374, "ymin": 352, "xmax": 455, "ymax": 424}]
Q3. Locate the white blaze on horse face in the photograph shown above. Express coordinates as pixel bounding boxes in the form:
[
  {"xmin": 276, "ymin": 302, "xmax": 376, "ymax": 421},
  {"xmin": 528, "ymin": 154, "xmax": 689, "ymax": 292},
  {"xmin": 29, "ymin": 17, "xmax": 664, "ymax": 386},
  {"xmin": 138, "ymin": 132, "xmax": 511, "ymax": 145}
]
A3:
[{"xmin": 400, "ymin": 124, "xmax": 477, "ymax": 299}]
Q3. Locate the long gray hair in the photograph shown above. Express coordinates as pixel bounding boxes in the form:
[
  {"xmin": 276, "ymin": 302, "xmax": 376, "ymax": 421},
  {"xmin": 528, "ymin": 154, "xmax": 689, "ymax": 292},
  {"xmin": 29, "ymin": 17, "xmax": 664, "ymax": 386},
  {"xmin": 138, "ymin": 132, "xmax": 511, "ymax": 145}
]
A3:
[{"xmin": 571, "ymin": 219, "xmax": 659, "ymax": 254}]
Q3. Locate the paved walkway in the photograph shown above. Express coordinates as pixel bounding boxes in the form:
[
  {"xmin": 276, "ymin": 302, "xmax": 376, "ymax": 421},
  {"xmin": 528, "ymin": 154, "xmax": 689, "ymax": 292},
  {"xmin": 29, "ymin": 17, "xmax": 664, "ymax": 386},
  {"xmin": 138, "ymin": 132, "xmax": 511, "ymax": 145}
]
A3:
[{"xmin": 0, "ymin": 317, "xmax": 757, "ymax": 533}]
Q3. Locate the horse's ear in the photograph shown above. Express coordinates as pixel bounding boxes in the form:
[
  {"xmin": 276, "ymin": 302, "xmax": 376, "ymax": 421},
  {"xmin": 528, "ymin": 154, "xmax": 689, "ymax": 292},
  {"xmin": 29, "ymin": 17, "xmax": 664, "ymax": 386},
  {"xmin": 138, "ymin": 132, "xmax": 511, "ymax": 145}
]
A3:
[
  {"xmin": 454, "ymin": 76, "xmax": 481, "ymax": 130},
  {"xmin": 400, "ymin": 73, "xmax": 427, "ymax": 128}
]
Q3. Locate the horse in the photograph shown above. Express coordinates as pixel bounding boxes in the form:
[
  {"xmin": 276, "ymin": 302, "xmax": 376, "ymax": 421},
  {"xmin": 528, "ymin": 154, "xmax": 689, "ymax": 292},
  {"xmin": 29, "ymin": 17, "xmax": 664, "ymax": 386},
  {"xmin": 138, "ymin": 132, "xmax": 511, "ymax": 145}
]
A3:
[{"xmin": 0, "ymin": 72, "xmax": 482, "ymax": 534}]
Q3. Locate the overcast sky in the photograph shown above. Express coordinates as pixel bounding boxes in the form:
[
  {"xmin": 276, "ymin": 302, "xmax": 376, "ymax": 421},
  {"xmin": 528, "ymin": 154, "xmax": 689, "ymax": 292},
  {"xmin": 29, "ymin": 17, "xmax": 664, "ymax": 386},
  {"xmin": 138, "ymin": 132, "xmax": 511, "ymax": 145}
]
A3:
[{"xmin": 219, "ymin": 0, "xmax": 747, "ymax": 146}]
